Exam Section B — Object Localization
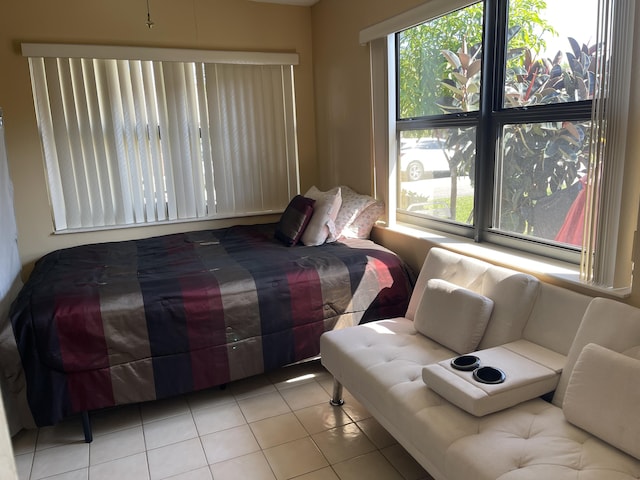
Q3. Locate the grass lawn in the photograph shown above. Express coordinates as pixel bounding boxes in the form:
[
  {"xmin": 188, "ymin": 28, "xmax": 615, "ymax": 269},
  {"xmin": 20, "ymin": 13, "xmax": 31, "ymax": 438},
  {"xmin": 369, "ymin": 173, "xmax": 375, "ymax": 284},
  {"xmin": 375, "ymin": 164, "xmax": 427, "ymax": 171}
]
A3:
[{"xmin": 444, "ymin": 195, "xmax": 474, "ymax": 224}]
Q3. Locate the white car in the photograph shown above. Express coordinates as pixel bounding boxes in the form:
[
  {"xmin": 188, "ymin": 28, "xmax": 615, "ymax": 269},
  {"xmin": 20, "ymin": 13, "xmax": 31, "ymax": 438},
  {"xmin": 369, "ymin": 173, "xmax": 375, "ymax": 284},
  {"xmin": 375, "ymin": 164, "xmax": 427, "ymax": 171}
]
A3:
[{"xmin": 400, "ymin": 138, "xmax": 451, "ymax": 181}]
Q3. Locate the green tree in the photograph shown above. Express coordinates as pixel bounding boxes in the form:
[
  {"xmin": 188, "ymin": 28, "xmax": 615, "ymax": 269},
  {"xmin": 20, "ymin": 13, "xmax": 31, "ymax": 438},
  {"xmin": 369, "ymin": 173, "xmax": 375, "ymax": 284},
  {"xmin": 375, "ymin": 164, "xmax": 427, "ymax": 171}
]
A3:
[
  {"xmin": 399, "ymin": 0, "xmax": 555, "ymax": 118},
  {"xmin": 398, "ymin": 3, "xmax": 483, "ymax": 119}
]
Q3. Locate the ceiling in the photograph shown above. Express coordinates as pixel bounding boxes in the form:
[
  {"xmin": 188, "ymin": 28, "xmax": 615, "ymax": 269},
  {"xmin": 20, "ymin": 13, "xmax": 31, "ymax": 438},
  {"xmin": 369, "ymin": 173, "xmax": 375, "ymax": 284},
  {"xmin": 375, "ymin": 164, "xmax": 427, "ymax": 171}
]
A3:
[{"xmin": 250, "ymin": 0, "xmax": 320, "ymax": 6}]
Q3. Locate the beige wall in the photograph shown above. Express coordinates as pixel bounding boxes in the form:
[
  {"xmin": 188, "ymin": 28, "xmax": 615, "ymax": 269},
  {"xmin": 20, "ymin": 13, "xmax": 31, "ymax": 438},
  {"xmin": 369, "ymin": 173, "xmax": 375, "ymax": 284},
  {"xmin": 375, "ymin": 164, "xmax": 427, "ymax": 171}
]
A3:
[
  {"xmin": 311, "ymin": 0, "xmax": 640, "ymax": 307},
  {"xmin": 0, "ymin": 0, "xmax": 317, "ymax": 274},
  {"xmin": 311, "ymin": 0, "xmax": 423, "ymax": 194}
]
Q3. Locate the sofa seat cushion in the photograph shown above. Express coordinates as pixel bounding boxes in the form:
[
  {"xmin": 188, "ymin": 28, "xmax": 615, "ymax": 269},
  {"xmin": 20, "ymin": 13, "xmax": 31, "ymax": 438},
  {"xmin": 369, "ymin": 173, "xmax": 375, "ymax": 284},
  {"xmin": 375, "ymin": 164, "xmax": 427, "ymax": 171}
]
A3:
[
  {"xmin": 321, "ymin": 318, "xmax": 456, "ymax": 417},
  {"xmin": 445, "ymin": 399, "xmax": 640, "ymax": 480}
]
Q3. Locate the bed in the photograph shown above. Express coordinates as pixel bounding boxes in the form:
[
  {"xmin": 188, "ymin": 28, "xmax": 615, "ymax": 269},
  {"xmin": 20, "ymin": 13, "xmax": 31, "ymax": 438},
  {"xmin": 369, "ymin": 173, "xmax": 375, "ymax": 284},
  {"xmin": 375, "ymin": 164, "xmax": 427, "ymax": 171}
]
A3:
[{"xmin": 6, "ymin": 220, "xmax": 413, "ymax": 432}]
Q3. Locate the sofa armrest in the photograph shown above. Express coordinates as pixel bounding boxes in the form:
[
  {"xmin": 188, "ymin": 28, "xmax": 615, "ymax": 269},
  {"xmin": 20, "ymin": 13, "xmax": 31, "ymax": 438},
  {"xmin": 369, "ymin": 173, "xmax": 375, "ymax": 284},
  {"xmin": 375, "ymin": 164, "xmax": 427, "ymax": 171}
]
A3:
[{"xmin": 422, "ymin": 341, "xmax": 562, "ymax": 416}]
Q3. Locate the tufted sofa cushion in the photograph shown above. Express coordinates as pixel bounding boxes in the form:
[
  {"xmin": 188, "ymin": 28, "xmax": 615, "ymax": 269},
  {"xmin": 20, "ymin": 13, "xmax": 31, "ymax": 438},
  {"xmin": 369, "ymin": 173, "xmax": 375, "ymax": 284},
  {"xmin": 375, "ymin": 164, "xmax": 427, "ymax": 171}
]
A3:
[
  {"xmin": 553, "ymin": 297, "xmax": 640, "ymax": 407},
  {"xmin": 563, "ymin": 343, "xmax": 640, "ymax": 460},
  {"xmin": 414, "ymin": 278, "xmax": 494, "ymax": 354},
  {"xmin": 445, "ymin": 399, "xmax": 640, "ymax": 480}
]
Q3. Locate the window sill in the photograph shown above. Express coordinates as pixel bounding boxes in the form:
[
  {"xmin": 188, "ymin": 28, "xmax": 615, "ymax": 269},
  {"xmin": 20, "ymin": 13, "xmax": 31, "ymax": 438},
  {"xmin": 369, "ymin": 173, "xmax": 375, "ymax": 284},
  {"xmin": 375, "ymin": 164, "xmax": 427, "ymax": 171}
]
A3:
[
  {"xmin": 52, "ymin": 211, "xmax": 282, "ymax": 235},
  {"xmin": 382, "ymin": 222, "xmax": 632, "ymax": 299}
]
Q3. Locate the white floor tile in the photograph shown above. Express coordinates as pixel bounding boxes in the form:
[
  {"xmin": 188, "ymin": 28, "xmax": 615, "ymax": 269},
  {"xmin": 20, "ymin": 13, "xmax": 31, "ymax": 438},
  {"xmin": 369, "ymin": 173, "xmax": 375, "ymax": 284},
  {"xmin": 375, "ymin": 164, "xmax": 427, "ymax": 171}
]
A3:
[
  {"xmin": 15, "ymin": 367, "xmax": 424, "ymax": 480},
  {"xmin": 291, "ymin": 467, "xmax": 340, "ymax": 480},
  {"xmin": 191, "ymin": 403, "xmax": 246, "ymax": 436},
  {"xmin": 14, "ymin": 452, "xmax": 33, "ymax": 480},
  {"xmin": 35, "ymin": 418, "xmax": 85, "ymax": 451},
  {"xmin": 339, "ymin": 392, "xmax": 371, "ymax": 422},
  {"xmin": 143, "ymin": 413, "xmax": 198, "ymax": 450},
  {"xmin": 162, "ymin": 466, "xmax": 212, "ymax": 480},
  {"xmin": 279, "ymin": 381, "xmax": 329, "ymax": 411},
  {"xmin": 228, "ymin": 375, "xmax": 277, "ymax": 400},
  {"xmin": 269, "ymin": 361, "xmax": 324, "ymax": 391},
  {"xmin": 357, "ymin": 417, "xmax": 397, "ymax": 449},
  {"xmin": 311, "ymin": 423, "xmax": 376, "ymax": 465},
  {"xmin": 12, "ymin": 429, "xmax": 38, "ymax": 456},
  {"xmin": 209, "ymin": 451, "xmax": 275, "ymax": 480},
  {"xmin": 90, "ymin": 404, "xmax": 142, "ymax": 437},
  {"xmin": 294, "ymin": 403, "xmax": 352, "ymax": 435},
  {"xmin": 249, "ymin": 412, "xmax": 308, "ymax": 449},
  {"xmin": 200, "ymin": 424, "xmax": 260, "ymax": 464},
  {"xmin": 89, "ymin": 452, "xmax": 149, "ymax": 480},
  {"xmin": 237, "ymin": 392, "xmax": 291, "ymax": 423},
  {"xmin": 186, "ymin": 388, "xmax": 235, "ymax": 412},
  {"xmin": 380, "ymin": 444, "xmax": 432, "ymax": 480},
  {"xmin": 40, "ymin": 468, "xmax": 88, "ymax": 480},
  {"xmin": 31, "ymin": 443, "xmax": 89, "ymax": 480},
  {"xmin": 147, "ymin": 438, "xmax": 207, "ymax": 480},
  {"xmin": 332, "ymin": 451, "xmax": 404, "ymax": 480},
  {"xmin": 89, "ymin": 425, "xmax": 145, "ymax": 465},
  {"xmin": 263, "ymin": 437, "xmax": 328, "ymax": 480},
  {"xmin": 141, "ymin": 397, "xmax": 191, "ymax": 425}
]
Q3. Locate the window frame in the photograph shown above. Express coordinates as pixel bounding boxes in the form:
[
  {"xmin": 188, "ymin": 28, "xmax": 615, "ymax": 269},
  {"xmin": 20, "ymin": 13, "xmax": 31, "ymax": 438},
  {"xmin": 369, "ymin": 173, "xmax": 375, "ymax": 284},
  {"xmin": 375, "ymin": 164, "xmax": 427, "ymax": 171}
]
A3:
[
  {"xmin": 369, "ymin": 0, "xmax": 637, "ymax": 291},
  {"xmin": 393, "ymin": 0, "xmax": 597, "ymax": 264}
]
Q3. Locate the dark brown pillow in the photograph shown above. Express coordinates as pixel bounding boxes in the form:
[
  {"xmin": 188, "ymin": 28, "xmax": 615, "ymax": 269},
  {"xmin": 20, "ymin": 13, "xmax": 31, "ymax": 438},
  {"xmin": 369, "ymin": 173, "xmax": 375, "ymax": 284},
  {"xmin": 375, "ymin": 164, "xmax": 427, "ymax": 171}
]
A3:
[{"xmin": 274, "ymin": 195, "xmax": 315, "ymax": 246}]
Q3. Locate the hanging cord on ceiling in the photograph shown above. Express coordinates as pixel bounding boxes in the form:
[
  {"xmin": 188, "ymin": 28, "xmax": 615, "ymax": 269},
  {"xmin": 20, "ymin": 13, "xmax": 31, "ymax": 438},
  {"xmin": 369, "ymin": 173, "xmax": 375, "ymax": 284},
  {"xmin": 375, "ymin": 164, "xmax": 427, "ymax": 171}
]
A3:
[{"xmin": 146, "ymin": 0, "xmax": 155, "ymax": 29}]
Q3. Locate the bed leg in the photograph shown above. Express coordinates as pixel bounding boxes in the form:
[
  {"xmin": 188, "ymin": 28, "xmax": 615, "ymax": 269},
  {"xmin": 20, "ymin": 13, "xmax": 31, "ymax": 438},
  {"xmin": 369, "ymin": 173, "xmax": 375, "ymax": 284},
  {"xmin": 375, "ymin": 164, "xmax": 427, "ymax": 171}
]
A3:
[
  {"xmin": 329, "ymin": 378, "xmax": 344, "ymax": 406},
  {"xmin": 81, "ymin": 411, "xmax": 93, "ymax": 443}
]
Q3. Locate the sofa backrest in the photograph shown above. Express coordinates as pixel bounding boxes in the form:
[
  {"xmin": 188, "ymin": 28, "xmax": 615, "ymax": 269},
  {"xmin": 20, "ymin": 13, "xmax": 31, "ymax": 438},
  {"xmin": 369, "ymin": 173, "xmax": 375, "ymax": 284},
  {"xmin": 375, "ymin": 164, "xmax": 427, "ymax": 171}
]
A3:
[
  {"xmin": 406, "ymin": 248, "xmax": 540, "ymax": 349},
  {"xmin": 553, "ymin": 296, "xmax": 640, "ymax": 407},
  {"xmin": 522, "ymin": 282, "xmax": 592, "ymax": 356}
]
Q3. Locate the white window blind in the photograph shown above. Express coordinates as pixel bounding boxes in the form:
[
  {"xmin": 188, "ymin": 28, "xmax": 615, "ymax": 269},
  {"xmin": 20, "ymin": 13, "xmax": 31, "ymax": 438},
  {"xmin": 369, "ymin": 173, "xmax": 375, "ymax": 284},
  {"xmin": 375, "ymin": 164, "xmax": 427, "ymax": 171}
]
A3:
[
  {"xmin": 24, "ymin": 44, "xmax": 300, "ymax": 232},
  {"xmin": 581, "ymin": 0, "xmax": 636, "ymax": 287}
]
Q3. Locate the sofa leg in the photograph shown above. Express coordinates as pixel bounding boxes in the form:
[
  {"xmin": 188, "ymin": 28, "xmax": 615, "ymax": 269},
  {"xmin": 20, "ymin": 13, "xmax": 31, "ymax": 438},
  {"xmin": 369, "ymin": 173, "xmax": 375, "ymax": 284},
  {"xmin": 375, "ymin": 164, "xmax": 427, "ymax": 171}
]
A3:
[
  {"xmin": 81, "ymin": 411, "xmax": 93, "ymax": 443},
  {"xmin": 329, "ymin": 378, "xmax": 344, "ymax": 406}
]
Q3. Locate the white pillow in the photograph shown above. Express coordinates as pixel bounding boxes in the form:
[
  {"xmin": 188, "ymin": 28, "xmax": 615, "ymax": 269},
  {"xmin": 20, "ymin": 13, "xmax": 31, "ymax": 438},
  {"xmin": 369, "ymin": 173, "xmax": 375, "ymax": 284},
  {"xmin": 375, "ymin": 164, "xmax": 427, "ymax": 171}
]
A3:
[
  {"xmin": 330, "ymin": 186, "xmax": 376, "ymax": 241},
  {"xmin": 341, "ymin": 200, "xmax": 384, "ymax": 239},
  {"xmin": 414, "ymin": 278, "xmax": 494, "ymax": 354},
  {"xmin": 563, "ymin": 343, "xmax": 640, "ymax": 460},
  {"xmin": 301, "ymin": 186, "xmax": 342, "ymax": 246}
]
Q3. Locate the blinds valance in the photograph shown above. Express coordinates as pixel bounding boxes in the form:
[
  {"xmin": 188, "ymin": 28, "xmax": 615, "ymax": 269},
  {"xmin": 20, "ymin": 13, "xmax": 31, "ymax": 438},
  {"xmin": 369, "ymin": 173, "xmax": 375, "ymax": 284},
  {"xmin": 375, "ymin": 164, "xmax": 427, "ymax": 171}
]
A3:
[{"xmin": 22, "ymin": 43, "xmax": 299, "ymax": 65}]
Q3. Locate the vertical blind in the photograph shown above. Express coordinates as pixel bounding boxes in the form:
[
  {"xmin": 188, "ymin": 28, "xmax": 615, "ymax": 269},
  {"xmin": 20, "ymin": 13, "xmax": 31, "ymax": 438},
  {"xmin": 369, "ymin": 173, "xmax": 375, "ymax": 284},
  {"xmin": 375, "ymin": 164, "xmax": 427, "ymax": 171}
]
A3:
[
  {"xmin": 24, "ymin": 44, "xmax": 300, "ymax": 231},
  {"xmin": 0, "ymin": 109, "xmax": 25, "ymax": 437},
  {"xmin": 581, "ymin": 0, "xmax": 636, "ymax": 287}
]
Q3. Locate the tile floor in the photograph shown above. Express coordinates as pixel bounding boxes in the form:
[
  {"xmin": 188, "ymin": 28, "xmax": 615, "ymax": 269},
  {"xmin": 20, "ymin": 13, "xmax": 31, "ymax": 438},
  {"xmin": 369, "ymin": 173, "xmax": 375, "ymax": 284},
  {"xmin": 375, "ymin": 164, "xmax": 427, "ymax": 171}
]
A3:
[{"xmin": 12, "ymin": 359, "xmax": 434, "ymax": 480}]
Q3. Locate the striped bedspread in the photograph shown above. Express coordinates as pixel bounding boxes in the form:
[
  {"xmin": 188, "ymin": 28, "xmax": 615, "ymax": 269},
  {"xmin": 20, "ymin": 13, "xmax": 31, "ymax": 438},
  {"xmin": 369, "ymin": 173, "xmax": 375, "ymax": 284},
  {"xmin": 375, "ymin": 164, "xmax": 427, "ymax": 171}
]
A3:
[{"xmin": 9, "ymin": 223, "xmax": 413, "ymax": 426}]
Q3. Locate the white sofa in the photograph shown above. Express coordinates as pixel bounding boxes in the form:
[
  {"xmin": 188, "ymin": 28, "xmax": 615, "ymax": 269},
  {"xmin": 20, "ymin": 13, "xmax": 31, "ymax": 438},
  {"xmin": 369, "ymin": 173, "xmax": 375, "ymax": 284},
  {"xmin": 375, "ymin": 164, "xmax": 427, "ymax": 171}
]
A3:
[{"xmin": 320, "ymin": 247, "xmax": 640, "ymax": 480}]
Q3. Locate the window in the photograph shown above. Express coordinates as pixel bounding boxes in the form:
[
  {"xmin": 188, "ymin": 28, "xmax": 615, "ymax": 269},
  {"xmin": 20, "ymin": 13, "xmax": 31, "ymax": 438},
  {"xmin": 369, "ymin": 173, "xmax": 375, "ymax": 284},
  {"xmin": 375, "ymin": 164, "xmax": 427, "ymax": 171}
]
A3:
[
  {"xmin": 24, "ymin": 44, "xmax": 300, "ymax": 232},
  {"xmin": 365, "ymin": 0, "xmax": 636, "ymax": 288}
]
